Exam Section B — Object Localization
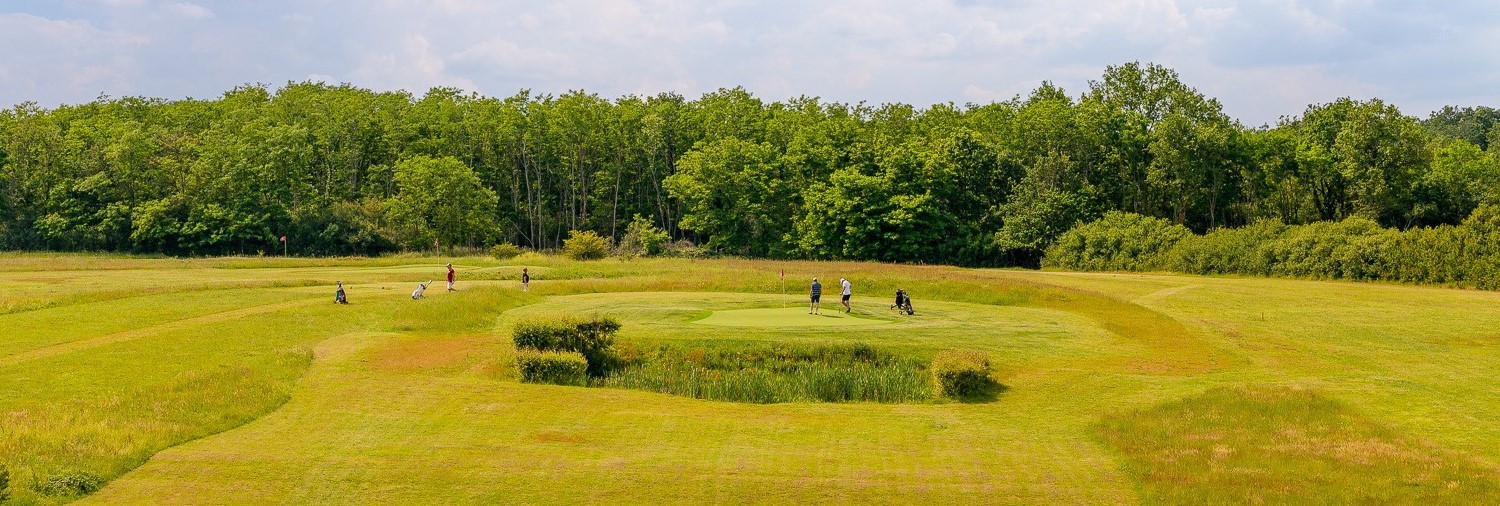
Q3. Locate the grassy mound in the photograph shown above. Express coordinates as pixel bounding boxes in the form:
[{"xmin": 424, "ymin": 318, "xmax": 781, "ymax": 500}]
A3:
[{"xmin": 1098, "ymin": 386, "xmax": 1500, "ymax": 504}]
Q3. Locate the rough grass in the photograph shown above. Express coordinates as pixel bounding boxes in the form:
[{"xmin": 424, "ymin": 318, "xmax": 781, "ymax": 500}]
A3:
[{"xmin": 1098, "ymin": 386, "xmax": 1500, "ymax": 503}]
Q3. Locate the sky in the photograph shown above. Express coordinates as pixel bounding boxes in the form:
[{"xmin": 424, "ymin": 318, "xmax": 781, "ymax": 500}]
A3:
[{"xmin": 1, "ymin": 0, "xmax": 1497, "ymax": 126}]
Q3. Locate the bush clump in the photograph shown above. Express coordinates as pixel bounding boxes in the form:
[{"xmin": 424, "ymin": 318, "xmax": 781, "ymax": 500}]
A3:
[
  {"xmin": 1164, "ymin": 219, "xmax": 1287, "ymax": 275},
  {"xmin": 490, "ymin": 242, "xmax": 523, "ymax": 259},
  {"xmin": 35, "ymin": 469, "xmax": 104, "ymax": 497},
  {"xmin": 511, "ymin": 315, "xmax": 622, "ymax": 376},
  {"xmin": 660, "ymin": 239, "xmax": 710, "ymax": 258},
  {"xmin": 562, "ymin": 230, "xmax": 611, "ymax": 260},
  {"xmin": 0, "ymin": 464, "xmax": 9, "ymax": 502},
  {"xmin": 515, "ymin": 350, "xmax": 589, "ymax": 386},
  {"xmin": 931, "ymin": 349, "xmax": 994, "ymax": 400},
  {"xmin": 617, "ymin": 214, "xmax": 671, "ymax": 257},
  {"xmin": 1044, "ymin": 211, "xmax": 1190, "ymax": 271}
]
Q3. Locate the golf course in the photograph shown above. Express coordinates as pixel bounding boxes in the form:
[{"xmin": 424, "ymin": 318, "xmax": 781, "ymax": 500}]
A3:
[{"xmin": 4, "ymin": 253, "xmax": 1500, "ymax": 504}]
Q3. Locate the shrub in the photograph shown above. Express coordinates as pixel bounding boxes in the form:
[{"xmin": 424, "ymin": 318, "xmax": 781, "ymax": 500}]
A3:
[
  {"xmin": 931, "ymin": 349, "xmax": 994, "ymax": 399},
  {"xmin": 490, "ymin": 242, "xmax": 523, "ymax": 259},
  {"xmin": 617, "ymin": 214, "xmax": 671, "ymax": 257},
  {"xmin": 1260, "ymin": 217, "xmax": 1392, "ymax": 280},
  {"xmin": 660, "ymin": 239, "xmax": 710, "ymax": 258},
  {"xmin": 563, "ymin": 230, "xmax": 611, "ymax": 260},
  {"xmin": 1165, "ymin": 219, "xmax": 1288, "ymax": 275},
  {"xmin": 511, "ymin": 315, "xmax": 622, "ymax": 376},
  {"xmin": 0, "ymin": 464, "xmax": 9, "ymax": 502},
  {"xmin": 35, "ymin": 469, "xmax": 104, "ymax": 497},
  {"xmin": 1044, "ymin": 212, "xmax": 1191, "ymax": 271},
  {"xmin": 516, "ymin": 350, "xmax": 589, "ymax": 386}
]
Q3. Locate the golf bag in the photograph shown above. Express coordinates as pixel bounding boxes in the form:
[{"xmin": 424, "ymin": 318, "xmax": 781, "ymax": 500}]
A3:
[{"xmin": 892, "ymin": 290, "xmax": 914, "ymax": 315}]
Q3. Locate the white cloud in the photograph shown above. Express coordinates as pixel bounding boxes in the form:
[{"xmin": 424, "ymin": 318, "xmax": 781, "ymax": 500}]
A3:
[
  {"xmin": 348, "ymin": 34, "xmax": 479, "ymax": 94},
  {"xmin": 451, "ymin": 38, "xmax": 577, "ymax": 77},
  {"xmin": 163, "ymin": 2, "xmax": 213, "ymax": 19},
  {"xmin": 0, "ymin": 13, "xmax": 146, "ymax": 104}
]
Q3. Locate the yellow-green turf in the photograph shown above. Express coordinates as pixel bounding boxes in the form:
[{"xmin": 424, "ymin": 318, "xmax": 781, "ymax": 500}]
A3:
[
  {"xmin": 693, "ymin": 307, "xmax": 891, "ymax": 327},
  {"xmin": 0, "ymin": 254, "xmax": 1497, "ymax": 504}
]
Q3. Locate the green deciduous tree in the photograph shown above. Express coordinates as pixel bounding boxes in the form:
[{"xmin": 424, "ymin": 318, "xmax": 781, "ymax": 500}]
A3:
[
  {"xmin": 665, "ymin": 138, "xmax": 790, "ymax": 256},
  {"xmin": 385, "ymin": 155, "xmax": 500, "ymax": 249}
]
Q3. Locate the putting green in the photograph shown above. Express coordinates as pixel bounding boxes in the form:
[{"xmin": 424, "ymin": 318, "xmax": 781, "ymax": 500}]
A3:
[{"xmin": 693, "ymin": 306, "xmax": 892, "ymax": 327}]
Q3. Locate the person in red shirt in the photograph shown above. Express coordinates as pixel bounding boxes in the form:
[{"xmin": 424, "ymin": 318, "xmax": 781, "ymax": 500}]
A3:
[{"xmin": 446, "ymin": 263, "xmax": 456, "ymax": 292}]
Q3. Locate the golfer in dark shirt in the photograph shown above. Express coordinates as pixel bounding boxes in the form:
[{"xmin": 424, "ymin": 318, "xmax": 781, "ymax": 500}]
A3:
[{"xmin": 810, "ymin": 278, "xmax": 823, "ymax": 315}]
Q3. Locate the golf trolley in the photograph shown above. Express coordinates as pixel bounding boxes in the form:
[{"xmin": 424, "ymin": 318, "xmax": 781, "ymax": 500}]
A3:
[{"xmin": 891, "ymin": 289, "xmax": 914, "ymax": 315}]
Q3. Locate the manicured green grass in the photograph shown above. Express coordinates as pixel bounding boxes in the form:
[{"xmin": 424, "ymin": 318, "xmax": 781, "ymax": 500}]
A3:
[
  {"xmin": 0, "ymin": 254, "xmax": 1497, "ymax": 504},
  {"xmin": 693, "ymin": 307, "xmax": 893, "ymax": 327}
]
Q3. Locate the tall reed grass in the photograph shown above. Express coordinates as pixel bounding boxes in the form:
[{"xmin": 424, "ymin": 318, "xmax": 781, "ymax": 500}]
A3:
[{"xmin": 596, "ymin": 343, "xmax": 932, "ymax": 403}]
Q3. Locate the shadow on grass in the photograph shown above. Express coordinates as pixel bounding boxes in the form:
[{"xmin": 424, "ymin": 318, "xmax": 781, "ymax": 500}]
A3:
[
  {"xmin": 951, "ymin": 379, "xmax": 1009, "ymax": 403},
  {"xmin": 1097, "ymin": 386, "xmax": 1500, "ymax": 503}
]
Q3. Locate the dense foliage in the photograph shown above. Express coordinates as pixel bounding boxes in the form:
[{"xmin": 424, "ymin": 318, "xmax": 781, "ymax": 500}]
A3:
[
  {"xmin": 514, "ymin": 350, "xmax": 589, "ymax": 386},
  {"xmin": 35, "ymin": 470, "xmax": 104, "ymax": 497},
  {"xmin": 510, "ymin": 315, "xmax": 622, "ymax": 376},
  {"xmin": 1044, "ymin": 212, "xmax": 1190, "ymax": 271},
  {"xmin": 2, "ymin": 62, "xmax": 1496, "ymax": 266},
  {"xmin": 561, "ymin": 229, "xmax": 610, "ymax": 260},
  {"xmin": 1045, "ymin": 206, "xmax": 1500, "ymax": 289}
]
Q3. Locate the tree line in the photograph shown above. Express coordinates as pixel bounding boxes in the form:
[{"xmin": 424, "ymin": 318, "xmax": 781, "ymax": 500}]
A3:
[{"xmin": 1, "ymin": 61, "xmax": 1496, "ymax": 266}]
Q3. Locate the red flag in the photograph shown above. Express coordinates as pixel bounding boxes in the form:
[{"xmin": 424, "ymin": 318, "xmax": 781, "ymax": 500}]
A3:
[
  {"xmin": 279, "ymin": 235, "xmax": 286, "ymax": 243},
  {"xmin": 434, "ymin": 238, "xmax": 440, "ymax": 248},
  {"xmin": 780, "ymin": 269, "xmax": 784, "ymax": 280}
]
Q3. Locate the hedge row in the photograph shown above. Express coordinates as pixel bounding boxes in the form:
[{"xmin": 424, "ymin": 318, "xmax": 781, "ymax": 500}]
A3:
[{"xmin": 1043, "ymin": 205, "xmax": 1500, "ymax": 289}]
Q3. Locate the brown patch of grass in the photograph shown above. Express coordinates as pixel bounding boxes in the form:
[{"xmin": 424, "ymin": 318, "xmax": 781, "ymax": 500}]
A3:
[
  {"xmin": 1098, "ymin": 386, "xmax": 1500, "ymax": 504},
  {"xmin": 370, "ymin": 336, "xmax": 490, "ymax": 372}
]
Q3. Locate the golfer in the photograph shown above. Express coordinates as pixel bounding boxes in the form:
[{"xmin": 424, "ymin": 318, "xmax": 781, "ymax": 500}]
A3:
[
  {"xmin": 446, "ymin": 263, "xmax": 456, "ymax": 292},
  {"xmin": 810, "ymin": 278, "xmax": 823, "ymax": 315},
  {"xmin": 521, "ymin": 267, "xmax": 530, "ymax": 292},
  {"xmin": 840, "ymin": 278, "xmax": 852, "ymax": 313}
]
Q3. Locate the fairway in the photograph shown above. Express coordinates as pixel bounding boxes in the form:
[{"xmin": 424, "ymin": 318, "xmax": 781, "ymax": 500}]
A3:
[
  {"xmin": 4, "ymin": 255, "xmax": 1500, "ymax": 504},
  {"xmin": 693, "ymin": 307, "xmax": 892, "ymax": 327}
]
